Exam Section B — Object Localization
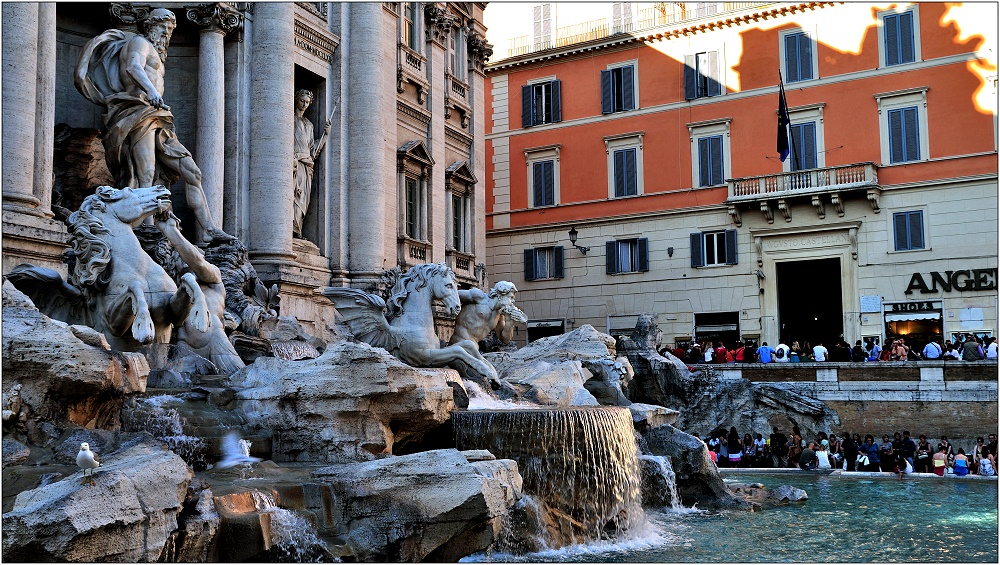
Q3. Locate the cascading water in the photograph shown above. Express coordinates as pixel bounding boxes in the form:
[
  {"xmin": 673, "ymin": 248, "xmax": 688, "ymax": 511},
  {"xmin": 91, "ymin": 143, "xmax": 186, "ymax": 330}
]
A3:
[
  {"xmin": 639, "ymin": 454, "xmax": 682, "ymax": 510},
  {"xmin": 453, "ymin": 406, "xmax": 644, "ymax": 549},
  {"xmin": 121, "ymin": 395, "xmax": 208, "ymax": 468},
  {"xmin": 250, "ymin": 490, "xmax": 330, "ymax": 562}
]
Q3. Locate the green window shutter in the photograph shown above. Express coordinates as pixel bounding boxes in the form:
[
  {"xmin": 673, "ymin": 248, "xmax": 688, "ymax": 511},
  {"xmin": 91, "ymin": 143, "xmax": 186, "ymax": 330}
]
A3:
[
  {"xmin": 606, "ymin": 241, "xmax": 617, "ymax": 274},
  {"xmin": 706, "ymin": 50, "xmax": 721, "ymax": 96},
  {"xmin": 550, "ymin": 79, "xmax": 562, "ymax": 122},
  {"xmin": 622, "ymin": 65, "xmax": 635, "ymax": 110},
  {"xmin": 684, "ymin": 54, "xmax": 696, "ymax": 100},
  {"xmin": 690, "ymin": 233, "xmax": 704, "ymax": 268},
  {"xmin": 601, "ymin": 69, "xmax": 613, "ymax": 114},
  {"xmin": 893, "ymin": 212, "xmax": 909, "ymax": 250},
  {"xmin": 521, "ymin": 84, "xmax": 533, "ymax": 128},
  {"xmin": 908, "ymin": 211, "xmax": 924, "ymax": 249},
  {"xmin": 524, "ymin": 249, "xmax": 536, "ymax": 281},
  {"xmin": 553, "ymin": 246, "xmax": 564, "ymax": 278},
  {"xmin": 884, "ymin": 13, "xmax": 900, "ymax": 65},
  {"xmin": 637, "ymin": 238, "xmax": 649, "ymax": 272},
  {"xmin": 898, "ymin": 11, "xmax": 915, "ymax": 64},
  {"xmin": 902, "ymin": 106, "xmax": 920, "ymax": 161},
  {"xmin": 724, "ymin": 229, "xmax": 738, "ymax": 265}
]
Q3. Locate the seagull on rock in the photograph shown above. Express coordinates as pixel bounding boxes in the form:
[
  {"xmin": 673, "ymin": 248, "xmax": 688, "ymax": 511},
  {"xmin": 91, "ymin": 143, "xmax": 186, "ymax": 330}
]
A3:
[
  {"xmin": 216, "ymin": 431, "xmax": 262, "ymax": 469},
  {"xmin": 77, "ymin": 442, "xmax": 100, "ymax": 485}
]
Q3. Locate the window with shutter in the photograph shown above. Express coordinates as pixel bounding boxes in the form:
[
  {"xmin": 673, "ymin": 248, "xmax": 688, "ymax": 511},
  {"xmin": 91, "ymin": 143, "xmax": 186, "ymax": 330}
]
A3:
[
  {"xmin": 888, "ymin": 106, "xmax": 920, "ymax": 163},
  {"xmin": 784, "ymin": 31, "xmax": 813, "ymax": 82},
  {"xmin": 693, "ymin": 231, "xmax": 735, "ymax": 266},
  {"xmin": 883, "ymin": 11, "xmax": 916, "ymax": 66},
  {"xmin": 602, "ymin": 64, "xmax": 636, "ymax": 114},
  {"xmin": 724, "ymin": 229, "xmax": 738, "ymax": 265},
  {"xmin": 790, "ymin": 122, "xmax": 817, "ymax": 171},
  {"xmin": 606, "ymin": 241, "xmax": 617, "ymax": 274},
  {"xmin": 550, "ymin": 80, "xmax": 562, "ymax": 123},
  {"xmin": 698, "ymin": 135, "xmax": 724, "ymax": 187},
  {"xmin": 532, "ymin": 160, "xmax": 555, "ymax": 207},
  {"xmin": 690, "ymin": 233, "xmax": 704, "ymax": 268},
  {"xmin": 893, "ymin": 211, "xmax": 925, "ymax": 251},
  {"xmin": 687, "ymin": 51, "xmax": 721, "ymax": 99},
  {"xmin": 683, "ymin": 55, "xmax": 697, "ymax": 100},
  {"xmin": 606, "ymin": 239, "xmax": 644, "ymax": 274},
  {"xmin": 601, "ymin": 70, "xmax": 614, "ymax": 114},
  {"xmin": 524, "ymin": 249, "xmax": 536, "ymax": 281},
  {"xmin": 613, "ymin": 148, "xmax": 637, "ymax": 197},
  {"xmin": 524, "ymin": 247, "xmax": 563, "ymax": 280},
  {"xmin": 533, "ymin": 4, "xmax": 552, "ymax": 50}
]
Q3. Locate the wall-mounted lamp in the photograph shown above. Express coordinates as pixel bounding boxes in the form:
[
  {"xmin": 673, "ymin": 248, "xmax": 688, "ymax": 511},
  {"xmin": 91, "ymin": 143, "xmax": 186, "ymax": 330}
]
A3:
[
  {"xmin": 667, "ymin": 246, "xmax": 674, "ymax": 257},
  {"xmin": 754, "ymin": 269, "xmax": 765, "ymax": 280},
  {"xmin": 568, "ymin": 226, "xmax": 590, "ymax": 254}
]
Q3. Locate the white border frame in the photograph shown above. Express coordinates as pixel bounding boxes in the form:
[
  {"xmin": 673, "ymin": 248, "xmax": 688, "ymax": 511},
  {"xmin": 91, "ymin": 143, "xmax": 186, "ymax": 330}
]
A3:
[
  {"xmin": 604, "ymin": 131, "xmax": 645, "ymax": 199},
  {"xmin": 782, "ymin": 103, "xmax": 826, "ymax": 172},
  {"xmin": 778, "ymin": 26, "xmax": 819, "ymax": 84},
  {"xmin": 688, "ymin": 118, "xmax": 732, "ymax": 188},
  {"xmin": 875, "ymin": 87, "xmax": 930, "ymax": 165},
  {"xmin": 876, "ymin": 4, "xmax": 922, "ymax": 68},
  {"xmin": 524, "ymin": 144, "xmax": 561, "ymax": 208}
]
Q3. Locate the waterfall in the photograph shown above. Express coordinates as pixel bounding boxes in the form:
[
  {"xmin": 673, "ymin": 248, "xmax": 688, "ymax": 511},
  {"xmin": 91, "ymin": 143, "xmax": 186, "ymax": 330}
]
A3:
[
  {"xmin": 453, "ymin": 406, "xmax": 644, "ymax": 548},
  {"xmin": 121, "ymin": 395, "xmax": 207, "ymax": 468},
  {"xmin": 250, "ymin": 490, "xmax": 329, "ymax": 562},
  {"xmin": 639, "ymin": 454, "xmax": 682, "ymax": 510}
]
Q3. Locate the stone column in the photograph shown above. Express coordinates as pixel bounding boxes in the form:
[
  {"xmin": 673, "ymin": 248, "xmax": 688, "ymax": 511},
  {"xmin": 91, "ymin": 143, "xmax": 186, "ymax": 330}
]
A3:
[
  {"xmin": 248, "ymin": 3, "xmax": 296, "ymax": 265},
  {"xmin": 33, "ymin": 2, "xmax": 56, "ymax": 217},
  {"xmin": 346, "ymin": 2, "xmax": 389, "ymax": 277},
  {"xmin": 188, "ymin": 4, "xmax": 243, "ymax": 231},
  {"xmin": 2, "ymin": 3, "xmax": 41, "ymax": 214}
]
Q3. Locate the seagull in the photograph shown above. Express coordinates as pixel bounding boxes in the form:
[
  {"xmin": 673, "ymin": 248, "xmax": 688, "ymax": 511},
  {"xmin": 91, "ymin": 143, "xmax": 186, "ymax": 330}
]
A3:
[
  {"xmin": 77, "ymin": 442, "xmax": 100, "ymax": 485},
  {"xmin": 216, "ymin": 431, "xmax": 262, "ymax": 469}
]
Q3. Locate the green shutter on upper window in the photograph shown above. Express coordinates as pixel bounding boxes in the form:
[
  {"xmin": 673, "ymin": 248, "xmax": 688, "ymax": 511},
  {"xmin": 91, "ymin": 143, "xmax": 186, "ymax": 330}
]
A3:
[
  {"xmin": 622, "ymin": 65, "xmax": 635, "ymax": 110},
  {"xmin": 524, "ymin": 249, "xmax": 536, "ymax": 281},
  {"xmin": 908, "ymin": 211, "xmax": 924, "ymax": 249},
  {"xmin": 606, "ymin": 241, "xmax": 617, "ymax": 274},
  {"xmin": 601, "ymin": 69, "xmax": 613, "ymax": 114},
  {"xmin": 521, "ymin": 85, "xmax": 533, "ymax": 128},
  {"xmin": 893, "ymin": 212, "xmax": 909, "ymax": 251},
  {"xmin": 553, "ymin": 246, "xmax": 564, "ymax": 279},
  {"xmin": 690, "ymin": 233, "xmax": 704, "ymax": 268},
  {"xmin": 550, "ymin": 79, "xmax": 562, "ymax": 122},
  {"xmin": 683, "ymin": 54, "xmax": 697, "ymax": 100}
]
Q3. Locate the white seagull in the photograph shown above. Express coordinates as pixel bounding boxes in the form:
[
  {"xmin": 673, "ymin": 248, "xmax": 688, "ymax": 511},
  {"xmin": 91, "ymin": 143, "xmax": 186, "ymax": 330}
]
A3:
[
  {"xmin": 76, "ymin": 442, "xmax": 100, "ymax": 485},
  {"xmin": 216, "ymin": 431, "xmax": 262, "ymax": 469}
]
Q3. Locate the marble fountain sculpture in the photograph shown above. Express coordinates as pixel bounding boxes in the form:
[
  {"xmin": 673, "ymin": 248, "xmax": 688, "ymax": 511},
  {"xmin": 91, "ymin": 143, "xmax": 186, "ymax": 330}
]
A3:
[{"xmin": 1, "ymin": 6, "xmax": 777, "ymax": 562}]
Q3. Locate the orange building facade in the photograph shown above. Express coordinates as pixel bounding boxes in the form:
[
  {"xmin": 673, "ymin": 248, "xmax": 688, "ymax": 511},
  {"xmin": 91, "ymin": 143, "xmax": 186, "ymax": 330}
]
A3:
[{"xmin": 484, "ymin": 2, "xmax": 998, "ymax": 350}]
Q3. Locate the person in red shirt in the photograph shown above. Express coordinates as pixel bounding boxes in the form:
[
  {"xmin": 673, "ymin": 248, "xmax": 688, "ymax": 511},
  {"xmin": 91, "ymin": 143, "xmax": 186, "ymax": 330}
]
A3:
[{"xmin": 714, "ymin": 342, "xmax": 728, "ymax": 364}]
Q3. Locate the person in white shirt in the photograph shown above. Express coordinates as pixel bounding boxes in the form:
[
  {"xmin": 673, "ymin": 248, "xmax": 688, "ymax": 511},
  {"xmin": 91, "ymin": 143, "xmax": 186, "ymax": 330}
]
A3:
[
  {"xmin": 813, "ymin": 341, "xmax": 829, "ymax": 362},
  {"xmin": 815, "ymin": 443, "xmax": 833, "ymax": 469},
  {"xmin": 773, "ymin": 343, "xmax": 790, "ymax": 363},
  {"xmin": 987, "ymin": 337, "xmax": 998, "ymax": 360}
]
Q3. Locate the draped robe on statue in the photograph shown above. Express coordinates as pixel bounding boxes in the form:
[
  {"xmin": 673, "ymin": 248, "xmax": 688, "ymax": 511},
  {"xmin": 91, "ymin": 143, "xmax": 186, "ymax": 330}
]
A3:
[{"xmin": 292, "ymin": 115, "xmax": 316, "ymax": 237}]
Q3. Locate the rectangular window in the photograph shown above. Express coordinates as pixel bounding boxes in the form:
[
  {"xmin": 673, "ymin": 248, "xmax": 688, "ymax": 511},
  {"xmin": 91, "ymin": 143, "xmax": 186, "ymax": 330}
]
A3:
[
  {"xmin": 789, "ymin": 121, "xmax": 817, "ymax": 171},
  {"xmin": 697, "ymin": 135, "xmax": 724, "ymax": 187},
  {"xmin": 613, "ymin": 148, "xmax": 638, "ymax": 197},
  {"xmin": 404, "ymin": 2, "xmax": 418, "ymax": 50},
  {"xmin": 888, "ymin": 106, "xmax": 920, "ymax": 163},
  {"xmin": 605, "ymin": 238, "xmax": 649, "ymax": 274},
  {"xmin": 524, "ymin": 246, "xmax": 564, "ymax": 280},
  {"xmin": 690, "ymin": 230, "xmax": 737, "ymax": 267},
  {"xmin": 784, "ymin": 32, "xmax": 813, "ymax": 82},
  {"xmin": 893, "ymin": 211, "xmax": 924, "ymax": 251},
  {"xmin": 684, "ymin": 51, "xmax": 721, "ymax": 100},
  {"xmin": 452, "ymin": 194, "xmax": 464, "ymax": 251},
  {"xmin": 601, "ymin": 64, "xmax": 636, "ymax": 114},
  {"xmin": 612, "ymin": 2, "xmax": 633, "ymax": 33},
  {"xmin": 533, "ymin": 4, "xmax": 553, "ymax": 50},
  {"xmin": 521, "ymin": 80, "xmax": 562, "ymax": 127},
  {"xmin": 405, "ymin": 177, "xmax": 419, "ymax": 238},
  {"xmin": 532, "ymin": 160, "xmax": 555, "ymax": 207},
  {"xmin": 883, "ymin": 11, "xmax": 915, "ymax": 66}
]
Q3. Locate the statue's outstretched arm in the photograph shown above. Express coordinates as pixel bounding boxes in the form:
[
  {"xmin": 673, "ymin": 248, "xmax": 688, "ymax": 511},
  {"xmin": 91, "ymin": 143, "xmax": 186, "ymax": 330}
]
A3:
[{"xmin": 154, "ymin": 211, "xmax": 222, "ymax": 285}]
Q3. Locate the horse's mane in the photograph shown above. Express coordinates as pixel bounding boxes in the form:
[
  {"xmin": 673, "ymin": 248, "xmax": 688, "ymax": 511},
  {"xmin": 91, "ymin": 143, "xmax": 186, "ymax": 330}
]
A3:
[
  {"xmin": 385, "ymin": 263, "xmax": 452, "ymax": 319},
  {"xmin": 66, "ymin": 186, "xmax": 124, "ymax": 290}
]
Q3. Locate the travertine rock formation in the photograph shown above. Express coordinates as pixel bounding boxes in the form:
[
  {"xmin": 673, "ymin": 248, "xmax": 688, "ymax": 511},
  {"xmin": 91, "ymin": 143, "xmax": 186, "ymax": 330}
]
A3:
[
  {"xmin": 229, "ymin": 341, "xmax": 457, "ymax": 462},
  {"xmin": 2, "ymin": 440, "xmax": 192, "ymax": 562},
  {"xmin": 312, "ymin": 448, "xmax": 522, "ymax": 562},
  {"xmin": 2, "ymin": 280, "xmax": 147, "ymax": 443},
  {"xmin": 485, "ymin": 324, "xmax": 633, "ymax": 407}
]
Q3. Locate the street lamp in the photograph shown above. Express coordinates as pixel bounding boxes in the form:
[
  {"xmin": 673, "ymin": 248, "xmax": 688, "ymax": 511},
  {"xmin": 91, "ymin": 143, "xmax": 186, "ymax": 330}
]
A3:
[{"xmin": 568, "ymin": 226, "xmax": 590, "ymax": 254}]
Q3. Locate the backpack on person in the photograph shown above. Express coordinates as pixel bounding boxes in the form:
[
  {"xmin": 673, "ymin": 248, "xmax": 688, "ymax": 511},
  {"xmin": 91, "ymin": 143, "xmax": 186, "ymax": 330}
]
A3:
[{"xmin": 774, "ymin": 347, "xmax": 785, "ymax": 359}]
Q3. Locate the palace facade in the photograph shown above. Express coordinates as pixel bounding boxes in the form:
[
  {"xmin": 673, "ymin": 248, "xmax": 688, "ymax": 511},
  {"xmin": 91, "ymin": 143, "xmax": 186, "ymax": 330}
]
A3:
[{"xmin": 483, "ymin": 2, "xmax": 998, "ymax": 349}]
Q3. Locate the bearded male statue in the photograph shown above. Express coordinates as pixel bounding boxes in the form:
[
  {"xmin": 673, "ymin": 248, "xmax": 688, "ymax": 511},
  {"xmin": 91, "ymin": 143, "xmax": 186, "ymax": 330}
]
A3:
[
  {"xmin": 449, "ymin": 281, "xmax": 527, "ymax": 349},
  {"xmin": 75, "ymin": 7, "xmax": 233, "ymax": 244}
]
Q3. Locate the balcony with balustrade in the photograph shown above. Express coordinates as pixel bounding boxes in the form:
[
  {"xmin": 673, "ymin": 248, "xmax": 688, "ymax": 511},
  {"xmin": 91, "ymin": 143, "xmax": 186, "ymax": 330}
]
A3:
[{"xmin": 725, "ymin": 162, "xmax": 881, "ymax": 226}]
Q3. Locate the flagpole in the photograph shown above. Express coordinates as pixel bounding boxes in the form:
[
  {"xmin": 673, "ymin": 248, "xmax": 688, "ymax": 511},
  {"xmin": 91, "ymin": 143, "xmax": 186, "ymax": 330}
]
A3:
[{"xmin": 779, "ymin": 70, "xmax": 800, "ymax": 171}]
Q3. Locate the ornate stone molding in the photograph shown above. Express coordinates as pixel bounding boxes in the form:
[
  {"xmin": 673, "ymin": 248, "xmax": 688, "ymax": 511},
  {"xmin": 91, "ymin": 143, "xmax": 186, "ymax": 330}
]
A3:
[
  {"xmin": 778, "ymin": 198, "xmax": 792, "ymax": 222},
  {"xmin": 187, "ymin": 3, "xmax": 244, "ymax": 34},
  {"xmin": 759, "ymin": 201, "xmax": 774, "ymax": 224},
  {"xmin": 398, "ymin": 100, "xmax": 432, "ymax": 126},
  {"xmin": 109, "ymin": 3, "xmax": 150, "ymax": 32},
  {"xmin": 467, "ymin": 31, "xmax": 493, "ymax": 73},
  {"xmin": 424, "ymin": 4, "xmax": 455, "ymax": 44},
  {"xmin": 294, "ymin": 19, "xmax": 339, "ymax": 64},
  {"xmin": 811, "ymin": 195, "xmax": 825, "ymax": 219},
  {"xmin": 727, "ymin": 205, "xmax": 742, "ymax": 228}
]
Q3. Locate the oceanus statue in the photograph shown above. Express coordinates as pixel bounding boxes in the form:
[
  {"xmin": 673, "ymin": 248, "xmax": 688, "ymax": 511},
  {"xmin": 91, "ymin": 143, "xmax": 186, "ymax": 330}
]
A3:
[
  {"xmin": 8, "ymin": 185, "xmax": 209, "ymax": 351},
  {"xmin": 322, "ymin": 263, "xmax": 500, "ymax": 384}
]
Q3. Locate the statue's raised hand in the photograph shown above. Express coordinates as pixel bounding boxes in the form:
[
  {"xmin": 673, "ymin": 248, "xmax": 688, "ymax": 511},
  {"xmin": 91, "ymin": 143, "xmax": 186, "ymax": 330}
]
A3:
[{"xmin": 153, "ymin": 209, "xmax": 182, "ymax": 232}]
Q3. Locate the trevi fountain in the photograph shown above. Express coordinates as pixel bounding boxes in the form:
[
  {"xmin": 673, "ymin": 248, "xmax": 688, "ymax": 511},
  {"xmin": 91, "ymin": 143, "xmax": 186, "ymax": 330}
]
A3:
[{"xmin": 2, "ymin": 4, "xmax": 995, "ymax": 563}]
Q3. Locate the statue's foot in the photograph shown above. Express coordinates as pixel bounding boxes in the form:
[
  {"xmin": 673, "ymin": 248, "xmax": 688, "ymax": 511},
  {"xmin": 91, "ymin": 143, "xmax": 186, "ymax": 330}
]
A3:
[{"xmin": 203, "ymin": 226, "xmax": 236, "ymax": 244}]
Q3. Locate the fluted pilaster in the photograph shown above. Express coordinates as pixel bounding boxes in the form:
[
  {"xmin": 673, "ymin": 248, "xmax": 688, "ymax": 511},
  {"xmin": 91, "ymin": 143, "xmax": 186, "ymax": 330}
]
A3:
[{"xmin": 2, "ymin": 3, "xmax": 41, "ymax": 213}]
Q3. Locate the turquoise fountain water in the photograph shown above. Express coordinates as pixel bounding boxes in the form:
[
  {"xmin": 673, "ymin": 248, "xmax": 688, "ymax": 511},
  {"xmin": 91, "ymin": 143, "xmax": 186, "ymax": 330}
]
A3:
[{"xmin": 468, "ymin": 473, "xmax": 998, "ymax": 562}]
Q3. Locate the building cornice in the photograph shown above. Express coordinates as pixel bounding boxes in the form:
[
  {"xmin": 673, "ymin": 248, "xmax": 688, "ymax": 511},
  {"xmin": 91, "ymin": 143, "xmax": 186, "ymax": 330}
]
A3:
[{"xmin": 486, "ymin": 2, "xmax": 836, "ymax": 73}]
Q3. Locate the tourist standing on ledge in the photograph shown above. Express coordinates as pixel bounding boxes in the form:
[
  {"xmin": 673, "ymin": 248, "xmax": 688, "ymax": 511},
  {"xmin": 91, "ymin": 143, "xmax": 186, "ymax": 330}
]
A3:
[
  {"xmin": 812, "ymin": 341, "xmax": 829, "ymax": 362},
  {"xmin": 923, "ymin": 338, "xmax": 943, "ymax": 361},
  {"xmin": 841, "ymin": 433, "xmax": 858, "ymax": 472},
  {"xmin": 755, "ymin": 341, "xmax": 774, "ymax": 363}
]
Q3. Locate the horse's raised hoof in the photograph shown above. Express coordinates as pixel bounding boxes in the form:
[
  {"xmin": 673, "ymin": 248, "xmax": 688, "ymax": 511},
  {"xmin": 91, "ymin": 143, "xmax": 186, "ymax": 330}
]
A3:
[{"xmin": 132, "ymin": 312, "xmax": 155, "ymax": 344}]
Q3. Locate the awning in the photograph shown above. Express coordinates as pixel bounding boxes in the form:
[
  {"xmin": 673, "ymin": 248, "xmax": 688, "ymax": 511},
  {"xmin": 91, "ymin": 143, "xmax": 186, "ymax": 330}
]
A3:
[
  {"xmin": 695, "ymin": 324, "xmax": 739, "ymax": 332},
  {"xmin": 885, "ymin": 311, "xmax": 941, "ymax": 322},
  {"xmin": 528, "ymin": 320, "xmax": 563, "ymax": 328}
]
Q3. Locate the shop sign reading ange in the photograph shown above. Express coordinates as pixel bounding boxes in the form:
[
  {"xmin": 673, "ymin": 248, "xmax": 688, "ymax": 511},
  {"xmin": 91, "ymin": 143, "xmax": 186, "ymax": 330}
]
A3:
[{"xmin": 904, "ymin": 269, "xmax": 998, "ymax": 295}]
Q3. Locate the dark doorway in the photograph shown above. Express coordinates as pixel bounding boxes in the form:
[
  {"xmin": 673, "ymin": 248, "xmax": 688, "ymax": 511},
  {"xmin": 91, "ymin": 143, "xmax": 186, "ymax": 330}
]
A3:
[{"xmin": 776, "ymin": 258, "xmax": 843, "ymax": 347}]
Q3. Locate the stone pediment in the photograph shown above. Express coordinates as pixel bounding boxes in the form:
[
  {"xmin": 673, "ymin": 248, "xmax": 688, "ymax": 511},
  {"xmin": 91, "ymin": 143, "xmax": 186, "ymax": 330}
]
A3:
[
  {"xmin": 445, "ymin": 161, "xmax": 477, "ymax": 185},
  {"xmin": 397, "ymin": 140, "xmax": 434, "ymax": 167}
]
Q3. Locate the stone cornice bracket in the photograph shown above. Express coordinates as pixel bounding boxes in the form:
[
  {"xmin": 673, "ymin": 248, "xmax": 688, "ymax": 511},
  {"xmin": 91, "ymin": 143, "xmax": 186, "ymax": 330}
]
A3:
[
  {"xmin": 867, "ymin": 187, "xmax": 882, "ymax": 213},
  {"xmin": 849, "ymin": 227, "xmax": 859, "ymax": 260},
  {"xmin": 467, "ymin": 32, "xmax": 493, "ymax": 73},
  {"xmin": 187, "ymin": 3, "xmax": 245, "ymax": 34},
  {"xmin": 759, "ymin": 201, "xmax": 774, "ymax": 224},
  {"xmin": 727, "ymin": 204, "xmax": 742, "ymax": 228},
  {"xmin": 109, "ymin": 3, "xmax": 150, "ymax": 32},
  {"xmin": 424, "ymin": 4, "xmax": 455, "ymax": 44},
  {"xmin": 778, "ymin": 198, "xmax": 792, "ymax": 222},
  {"xmin": 811, "ymin": 195, "xmax": 826, "ymax": 219}
]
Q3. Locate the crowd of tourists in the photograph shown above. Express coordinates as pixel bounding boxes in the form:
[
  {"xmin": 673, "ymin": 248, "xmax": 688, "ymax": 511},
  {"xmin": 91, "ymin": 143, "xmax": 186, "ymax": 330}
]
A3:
[
  {"xmin": 699, "ymin": 427, "xmax": 999, "ymax": 478},
  {"xmin": 671, "ymin": 334, "xmax": 997, "ymax": 364}
]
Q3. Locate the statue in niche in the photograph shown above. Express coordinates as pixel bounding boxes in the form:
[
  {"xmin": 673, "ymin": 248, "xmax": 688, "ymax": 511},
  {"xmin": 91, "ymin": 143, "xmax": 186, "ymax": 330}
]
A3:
[
  {"xmin": 74, "ymin": 7, "xmax": 233, "ymax": 244},
  {"xmin": 449, "ymin": 281, "xmax": 527, "ymax": 350},
  {"xmin": 292, "ymin": 89, "xmax": 332, "ymax": 238},
  {"xmin": 136, "ymin": 212, "xmax": 246, "ymax": 375}
]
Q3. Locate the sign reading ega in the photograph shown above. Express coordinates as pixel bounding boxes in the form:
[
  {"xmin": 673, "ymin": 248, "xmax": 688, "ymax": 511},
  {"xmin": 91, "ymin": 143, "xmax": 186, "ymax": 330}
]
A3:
[{"xmin": 904, "ymin": 269, "xmax": 998, "ymax": 295}]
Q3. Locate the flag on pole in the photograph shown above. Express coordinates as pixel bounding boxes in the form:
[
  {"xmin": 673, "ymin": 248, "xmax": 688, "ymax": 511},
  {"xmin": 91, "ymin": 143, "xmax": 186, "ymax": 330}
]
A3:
[{"xmin": 777, "ymin": 72, "xmax": 791, "ymax": 163}]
